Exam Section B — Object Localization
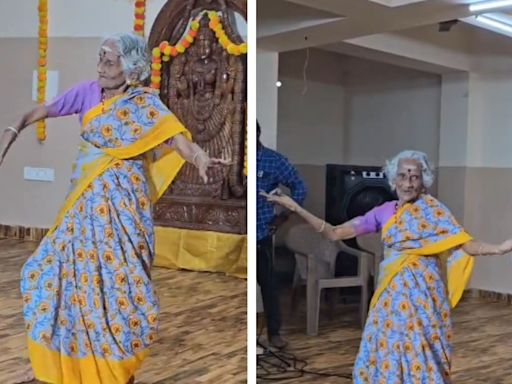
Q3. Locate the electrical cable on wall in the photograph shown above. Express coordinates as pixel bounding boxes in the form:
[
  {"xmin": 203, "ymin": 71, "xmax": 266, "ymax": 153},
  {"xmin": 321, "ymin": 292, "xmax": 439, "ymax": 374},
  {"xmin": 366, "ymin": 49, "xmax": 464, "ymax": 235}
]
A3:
[{"xmin": 301, "ymin": 47, "xmax": 310, "ymax": 96}]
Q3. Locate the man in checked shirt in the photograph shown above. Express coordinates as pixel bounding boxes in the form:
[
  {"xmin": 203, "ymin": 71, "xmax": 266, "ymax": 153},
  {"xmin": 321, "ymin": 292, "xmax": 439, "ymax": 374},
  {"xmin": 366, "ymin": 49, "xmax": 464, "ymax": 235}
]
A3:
[{"xmin": 257, "ymin": 121, "xmax": 307, "ymax": 349}]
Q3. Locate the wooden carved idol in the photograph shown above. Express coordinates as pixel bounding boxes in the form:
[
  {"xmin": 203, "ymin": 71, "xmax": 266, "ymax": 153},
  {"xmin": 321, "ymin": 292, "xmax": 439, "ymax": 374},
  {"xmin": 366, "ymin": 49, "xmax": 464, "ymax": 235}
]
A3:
[{"xmin": 149, "ymin": 0, "xmax": 247, "ymax": 234}]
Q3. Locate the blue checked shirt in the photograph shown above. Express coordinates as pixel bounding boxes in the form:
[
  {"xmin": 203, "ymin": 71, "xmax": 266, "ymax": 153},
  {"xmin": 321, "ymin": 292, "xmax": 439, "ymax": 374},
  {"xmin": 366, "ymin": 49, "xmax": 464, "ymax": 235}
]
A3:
[{"xmin": 257, "ymin": 145, "xmax": 307, "ymax": 240}]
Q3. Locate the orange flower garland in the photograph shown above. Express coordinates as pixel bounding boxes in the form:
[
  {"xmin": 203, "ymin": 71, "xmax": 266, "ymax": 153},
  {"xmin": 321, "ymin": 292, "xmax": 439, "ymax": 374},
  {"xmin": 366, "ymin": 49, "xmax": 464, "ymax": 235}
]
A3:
[
  {"xmin": 150, "ymin": 11, "xmax": 247, "ymax": 92},
  {"xmin": 133, "ymin": 0, "xmax": 146, "ymax": 37},
  {"xmin": 37, "ymin": 0, "xmax": 48, "ymax": 142},
  {"xmin": 207, "ymin": 11, "xmax": 247, "ymax": 56}
]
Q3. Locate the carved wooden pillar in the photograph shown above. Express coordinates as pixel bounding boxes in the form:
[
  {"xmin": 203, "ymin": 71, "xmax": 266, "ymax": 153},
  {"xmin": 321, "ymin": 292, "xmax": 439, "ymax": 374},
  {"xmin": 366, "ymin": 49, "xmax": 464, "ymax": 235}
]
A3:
[{"xmin": 149, "ymin": 0, "xmax": 247, "ymax": 235}]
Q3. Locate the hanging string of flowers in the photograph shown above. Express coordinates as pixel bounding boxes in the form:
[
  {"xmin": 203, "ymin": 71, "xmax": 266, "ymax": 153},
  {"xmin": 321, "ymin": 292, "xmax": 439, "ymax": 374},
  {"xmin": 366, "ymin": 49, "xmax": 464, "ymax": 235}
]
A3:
[
  {"xmin": 207, "ymin": 11, "xmax": 247, "ymax": 56},
  {"xmin": 150, "ymin": 10, "xmax": 248, "ymax": 92},
  {"xmin": 37, "ymin": 0, "xmax": 49, "ymax": 142},
  {"xmin": 133, "ymin": 0, "xmax": 146, "ymax": 37}
]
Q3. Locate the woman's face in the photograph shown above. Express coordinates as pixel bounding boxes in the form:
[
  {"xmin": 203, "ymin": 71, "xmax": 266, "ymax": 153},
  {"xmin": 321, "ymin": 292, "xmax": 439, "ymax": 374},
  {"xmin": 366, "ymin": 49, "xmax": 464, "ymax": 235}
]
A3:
[
  {"xmin": 97, "ymin": 41, "xmax": 126, "ymax": 90},
  {"xmin": 394, "ymin": 158, "xmax": 424, "ymax": 203}
]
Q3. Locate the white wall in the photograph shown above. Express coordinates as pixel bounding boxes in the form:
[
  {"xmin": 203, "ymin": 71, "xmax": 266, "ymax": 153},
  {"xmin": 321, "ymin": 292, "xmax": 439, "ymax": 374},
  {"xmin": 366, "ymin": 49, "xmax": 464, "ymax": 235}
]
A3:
[
  {"xmin": 466, "ymin": 71, "xmax": 512, "ymax": 168},
  {"xmin": 277, "ymin": 49, "xmax": 441, "ymax": 166},
  {"xmin": 277, "ymin": 49, "xmax": 346, "ymax": 165},
  {"xmin": 435, "ymin": 73, "xmax": 469, "ymax": 222},
  {"xmin": 343, "ymin": 56, "xmax": 441, "ymax": 166},
  {"xmin": 0, "ymin": 0, "xmax": 166, "ymax": 38},
  {"xmin": 257, "ymin": 48, "xmax": 279, "ymax": 149},
  {"xmin": 0, "ymin": 0, "xmax": 247, "ymax": 39},
  {"xmin": 438, "ymin": 72, "xmax": 469, "ymax": 167}
]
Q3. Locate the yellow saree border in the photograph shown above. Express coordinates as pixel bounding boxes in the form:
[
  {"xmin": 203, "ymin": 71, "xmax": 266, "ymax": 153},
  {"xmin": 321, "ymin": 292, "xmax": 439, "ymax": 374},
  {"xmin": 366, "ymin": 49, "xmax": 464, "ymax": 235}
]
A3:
[
  {"xmin": 48, "ymin": 111, "xmax": 189, "ymax": 236},
  {"xmin": 404, "ymin": 231, "xmax": 472, "ymax": 255},
  {"xmin": 381, "ymin": 202, "xmax": 410, "ymax": 236},
  {"xmin": 102, "ymin": 114, "xmax": 191, "ymax": 202},
  {"xmin": 28, "ymin": 338, "xmax": 148, "ymax": 384},
  {"xmin": 370, "ymin": 254, "xmax": 420, "ymax": 308},
  {"xmin": 371, "ymin": 198, "xmax": 474, "ymax": 309},
  {"xmin": 82, "ymin": 93, "xmax": 124, "ymax": 128},
  {"xmin": 370, "ymin": 232, "xmax": 472, "ymax": 308}
]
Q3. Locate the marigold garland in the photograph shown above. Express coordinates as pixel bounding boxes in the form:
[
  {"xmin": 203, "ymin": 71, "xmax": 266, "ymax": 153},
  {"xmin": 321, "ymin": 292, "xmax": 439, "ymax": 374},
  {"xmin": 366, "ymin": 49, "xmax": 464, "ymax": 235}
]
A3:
[
  {"xmin": 150, "ymin": 11, "xmax": 247, "ymax": 92},
  {"xmin": 133, "ymin": 0, "xmax": 146, "ymax": 37},
  {"xmin": 206, "ymin": 11, "xmax": 247, "ymax": 56},
  {"xmin": 37, "ymin": 0, "xmax": 48, "ymax": 142}
]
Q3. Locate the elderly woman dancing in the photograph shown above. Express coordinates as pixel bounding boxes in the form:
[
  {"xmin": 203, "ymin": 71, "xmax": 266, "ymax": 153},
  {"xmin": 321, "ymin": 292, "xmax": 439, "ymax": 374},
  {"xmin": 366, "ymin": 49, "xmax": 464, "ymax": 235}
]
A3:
[
  {"xmin": 262, "ymin": 150, "xmax": 512, "ymax": 383},
  {"xmin": 0, "ymin": 33, "xmax": 227, "ymax": 384}
]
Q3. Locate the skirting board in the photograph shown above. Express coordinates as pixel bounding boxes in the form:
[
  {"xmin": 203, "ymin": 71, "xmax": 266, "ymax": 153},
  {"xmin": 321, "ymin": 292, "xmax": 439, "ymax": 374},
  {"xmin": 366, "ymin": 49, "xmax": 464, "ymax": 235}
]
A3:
[
  {"xmin": 0, "ymin": 224, "xmax": 48, "ymax": 242},
  {"xmin": 465, "ymin": 288, "xmax": 512, "ymax": 305}
]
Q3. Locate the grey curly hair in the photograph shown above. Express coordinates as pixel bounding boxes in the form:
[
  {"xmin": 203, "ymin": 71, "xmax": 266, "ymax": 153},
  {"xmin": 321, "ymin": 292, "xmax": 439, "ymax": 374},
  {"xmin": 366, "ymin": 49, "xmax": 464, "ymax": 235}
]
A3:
[
  {"xmin": 383, "ymin": 150, "xmax": 435, "ymax": 189},
  {"xmin": 100, "ymin": 32, "xmax": 150, "ymax": 82}
]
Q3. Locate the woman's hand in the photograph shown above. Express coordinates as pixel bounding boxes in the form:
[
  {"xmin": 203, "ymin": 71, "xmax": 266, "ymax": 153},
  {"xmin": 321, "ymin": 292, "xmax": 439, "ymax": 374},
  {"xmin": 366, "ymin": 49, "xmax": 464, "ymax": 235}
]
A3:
[
  {"xmin": 259, "ymin": 189, "xmax": 300, "ymax": 212},
  {"xmin": 194, "ymin": 152, "xmax": 231, "ymax": 183},
  {"xmin": 170, "ymin": 134, "xmax": 231, "ymax": 183}
]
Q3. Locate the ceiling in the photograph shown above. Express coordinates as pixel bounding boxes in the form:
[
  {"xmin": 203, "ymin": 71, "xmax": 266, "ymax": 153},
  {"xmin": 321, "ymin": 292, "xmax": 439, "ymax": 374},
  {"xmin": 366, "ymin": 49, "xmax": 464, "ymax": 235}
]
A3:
[{"xmin": 257, "ymin": 0, "xmax": 512, "ymax": 52}]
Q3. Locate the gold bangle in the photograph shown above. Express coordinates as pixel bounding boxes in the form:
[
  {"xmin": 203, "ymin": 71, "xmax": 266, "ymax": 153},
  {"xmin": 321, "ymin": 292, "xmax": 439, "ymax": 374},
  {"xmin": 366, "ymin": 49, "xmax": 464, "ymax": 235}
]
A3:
[
  {"xmin": 192, "ymin": 151, "xmax": 206, "ymax": 167},
  {"xmin": 5, "ymin": 126, "xmax": 19, "ymax": 136},
  {"xmin": 316, "ymin": 220, "xmax": 326, "ymax": 233}
]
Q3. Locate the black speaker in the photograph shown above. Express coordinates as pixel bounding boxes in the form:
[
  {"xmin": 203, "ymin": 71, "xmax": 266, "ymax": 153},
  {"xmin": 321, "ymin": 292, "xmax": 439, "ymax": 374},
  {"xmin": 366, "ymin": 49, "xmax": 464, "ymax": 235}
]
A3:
[
  {"xmin": 325, "ymin": 164, "xmax": 396, "ymax": 291},
  {"xmin": 325, "ymin": 164, "xmax": 395, "ymax": 225}
]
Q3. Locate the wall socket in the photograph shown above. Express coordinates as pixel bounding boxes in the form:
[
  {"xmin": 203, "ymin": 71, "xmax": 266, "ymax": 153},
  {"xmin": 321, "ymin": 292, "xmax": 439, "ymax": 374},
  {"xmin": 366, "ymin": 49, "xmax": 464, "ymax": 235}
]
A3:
[{"xmin": 24, "ymin": 167, "xmax": 55, "ymax": 182}]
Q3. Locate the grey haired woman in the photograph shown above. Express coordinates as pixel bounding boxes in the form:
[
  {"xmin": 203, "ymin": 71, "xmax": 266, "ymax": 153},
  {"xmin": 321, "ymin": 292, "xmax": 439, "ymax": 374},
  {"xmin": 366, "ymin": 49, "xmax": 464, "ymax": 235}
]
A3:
[
  {"xmin": 0, "ymin": 33, "xmax": 227, "ymax": 384},
  {"xmin": 263, "ymin": 150, "xmax": 512, "ymax": 384}
]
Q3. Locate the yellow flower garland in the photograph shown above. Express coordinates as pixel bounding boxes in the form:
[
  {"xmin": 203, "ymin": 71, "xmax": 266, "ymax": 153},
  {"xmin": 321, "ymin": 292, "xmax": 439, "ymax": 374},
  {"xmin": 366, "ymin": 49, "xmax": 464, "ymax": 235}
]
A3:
[
  {"xmin": 206, "ymin": 11, "xmax": 247, "ymax": 56},
  {"xmin": 37, "ymin": 0, "xmax": 48, "ymax": 142},
  {"xmin": 150, "ymin": 11, "xmax": 247, "ymax": 92},
  {"xmin": 133, "ymin": 0, "xmax": 146, "ymax": 37}
]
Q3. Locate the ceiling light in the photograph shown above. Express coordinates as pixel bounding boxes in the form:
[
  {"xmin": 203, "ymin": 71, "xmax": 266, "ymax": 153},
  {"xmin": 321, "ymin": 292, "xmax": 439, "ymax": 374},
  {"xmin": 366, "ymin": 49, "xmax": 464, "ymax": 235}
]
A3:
[
  {"xmin": 469, "ymin": 0, "xmax": 512, "ymax": 13},
  {"xmin": 462, "ymin": 14, "xmax": 512, "ymax": 38},
  {"xmin": 476, "ymin": 14, "xmax": 512, "ymax": 32}
]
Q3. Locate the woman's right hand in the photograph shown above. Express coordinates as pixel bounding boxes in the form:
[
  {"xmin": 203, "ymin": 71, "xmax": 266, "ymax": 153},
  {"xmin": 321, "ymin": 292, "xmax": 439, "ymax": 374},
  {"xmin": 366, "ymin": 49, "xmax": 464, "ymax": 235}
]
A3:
[{"xmin": 260, "ymin": 190, "xmax": 300, "ymax": 212}]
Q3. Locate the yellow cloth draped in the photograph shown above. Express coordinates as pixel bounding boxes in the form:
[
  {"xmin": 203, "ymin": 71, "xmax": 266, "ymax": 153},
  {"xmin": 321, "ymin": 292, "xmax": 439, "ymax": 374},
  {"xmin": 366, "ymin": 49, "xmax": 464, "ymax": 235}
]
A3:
[
  {"xmin": 370, "ymin": 197, "xmax": 474, "ymax": 309},
  {"xmin": 154, "ymin": 227, "xmax": 247, "ymax": 278},
  {"xmin": 48, "ymin": 100, "xmax": 190, "ymax": 236}
]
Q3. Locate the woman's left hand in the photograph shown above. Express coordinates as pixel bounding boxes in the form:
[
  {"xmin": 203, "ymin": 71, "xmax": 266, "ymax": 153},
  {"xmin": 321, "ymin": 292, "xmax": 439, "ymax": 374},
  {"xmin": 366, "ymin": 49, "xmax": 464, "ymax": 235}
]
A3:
[{"xmin": 195, "ymin": 152, "xmax": 231, "ymax": 183}]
